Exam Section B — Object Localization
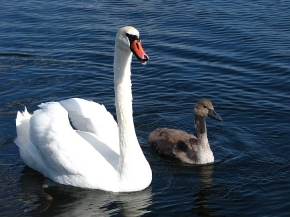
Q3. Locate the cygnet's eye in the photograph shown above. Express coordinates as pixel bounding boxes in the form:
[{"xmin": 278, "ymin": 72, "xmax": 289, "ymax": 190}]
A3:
[{"xmin": 203, "ymin": 106, "xmax": 207, "ymax": 108}]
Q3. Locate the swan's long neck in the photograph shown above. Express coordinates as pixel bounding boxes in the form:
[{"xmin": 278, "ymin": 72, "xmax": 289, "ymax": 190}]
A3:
[
  {"xmin": 114, "ymin": 46, "xmax": 145, "ymax": 177},
  {"xmin": 194, "ymin": 115, "xmax": 213, "ymax": 163}
]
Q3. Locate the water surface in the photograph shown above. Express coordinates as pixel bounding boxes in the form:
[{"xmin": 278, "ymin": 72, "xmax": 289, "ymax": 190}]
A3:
[{"xmin": 1, "ymin": 0, "xmax": 290, "ymax": 216}]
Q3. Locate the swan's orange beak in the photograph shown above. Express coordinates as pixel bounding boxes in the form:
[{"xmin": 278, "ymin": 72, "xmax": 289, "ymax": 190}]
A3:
[{"xmin": 130, "ymin": 39, "xmax": 149, "ymax": 65}]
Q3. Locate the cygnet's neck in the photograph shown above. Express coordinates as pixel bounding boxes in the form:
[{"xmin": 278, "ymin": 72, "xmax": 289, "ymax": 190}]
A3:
[{"xmin": 194, "ymin": 114, "xmax": 213, "ymax": 163}]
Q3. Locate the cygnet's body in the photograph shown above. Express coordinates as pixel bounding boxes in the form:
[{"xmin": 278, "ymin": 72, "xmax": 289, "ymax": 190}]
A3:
[{"xmin": 149, "ymin": 99, "xmax": 223, "ymax": 164}]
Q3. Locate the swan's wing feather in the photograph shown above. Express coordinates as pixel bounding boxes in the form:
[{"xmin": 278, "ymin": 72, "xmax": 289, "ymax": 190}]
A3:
[
  {"xmin": 76, "ymin": 131, "xmax": 119, "ymax": 168},
  {"xmin": 60, "ymin": 98, "xmax": 119, "ymax": 145},
  {"xmin": 28, "ymin": 102, "xmax": 118, "ymax": 188},
  {"xmin": 15, "ymin": 107, "xmax": 31, "ymax": 147}
]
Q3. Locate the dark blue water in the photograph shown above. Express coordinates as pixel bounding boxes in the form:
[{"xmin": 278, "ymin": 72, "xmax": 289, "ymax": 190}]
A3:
[{"xmin": 1, "ymin": 0, "xmax": 290, "ymax": 216}]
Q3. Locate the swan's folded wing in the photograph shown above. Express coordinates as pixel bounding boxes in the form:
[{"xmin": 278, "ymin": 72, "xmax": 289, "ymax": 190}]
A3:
[
  {"xmin": 29, "ymin": 102, "xmax": 118, "ymax": 187},
  {"xmin": 59, "ymin": 98, "xmax": 119, "ymax": 145}
]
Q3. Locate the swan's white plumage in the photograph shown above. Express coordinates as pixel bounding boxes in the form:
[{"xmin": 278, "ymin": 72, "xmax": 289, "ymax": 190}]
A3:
[
  {"xmin": 15, "ymin": 107, "xmax": 31, "ymax": 146},
  {"xmin": 15, "ymin": 26, "xmax": 152, "ymax": 192},
  {"xmin": 60, "ymin": 98, "xmax": 119, "ymax": 152}
]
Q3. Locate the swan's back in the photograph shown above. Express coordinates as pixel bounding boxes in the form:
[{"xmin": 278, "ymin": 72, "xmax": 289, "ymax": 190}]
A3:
[{"xmin": 149, "ymin": 128, "xmax": 198, "ymax": 162}]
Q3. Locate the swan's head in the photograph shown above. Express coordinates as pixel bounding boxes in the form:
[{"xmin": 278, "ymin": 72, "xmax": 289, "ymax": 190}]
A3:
[
  {"xmin": 194, "ymin": 99, "xmax": 223, "ymax": 122},
  {"xmin": 116, "ymin": 26, "xmax": 149, "ymax": 65}
]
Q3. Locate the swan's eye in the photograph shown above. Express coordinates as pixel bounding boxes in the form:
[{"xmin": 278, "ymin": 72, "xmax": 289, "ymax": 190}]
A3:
[
  {"xmin": 126, "ymin": 33, "xmax": 139, "ymax": 43},
  {"xmin": 203, "ymin": 106, "xmax": 207, "ymax": 108}
]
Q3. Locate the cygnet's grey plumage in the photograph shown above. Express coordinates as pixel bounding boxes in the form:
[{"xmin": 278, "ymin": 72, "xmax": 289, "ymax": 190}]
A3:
[{"xmin": 149, "ymin": 99, "xmax": 223, "ymax": 164}]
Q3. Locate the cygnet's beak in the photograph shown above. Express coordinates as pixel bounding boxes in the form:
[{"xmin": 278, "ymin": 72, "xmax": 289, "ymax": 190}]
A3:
[{"xmin": 208, "ymin": 109, "xmax": 223, "ymax": 122}]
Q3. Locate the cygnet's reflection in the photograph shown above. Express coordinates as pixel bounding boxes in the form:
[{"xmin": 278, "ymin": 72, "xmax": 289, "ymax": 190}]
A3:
[
  {"xmin": 19, "ymin": 167, "xmax": 152, "ymax": 217},
  {"xmin": 192, "ymin": 163, "xmax": 215, "ymax": 216},
  {"xmin": 196, "ymin": 163, "xmax": 214, "ymax": 189}
]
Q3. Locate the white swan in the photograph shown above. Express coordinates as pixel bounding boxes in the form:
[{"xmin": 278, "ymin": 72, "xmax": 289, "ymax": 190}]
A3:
[{"xmin": 14, "ymin": 26, "xmax": 152, "ymax": 192}]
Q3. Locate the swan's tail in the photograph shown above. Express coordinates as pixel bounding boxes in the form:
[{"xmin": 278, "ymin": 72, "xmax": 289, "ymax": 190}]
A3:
[{"xmin": 14, "ymin": 107, "xmax": 31, "ymax": 147}]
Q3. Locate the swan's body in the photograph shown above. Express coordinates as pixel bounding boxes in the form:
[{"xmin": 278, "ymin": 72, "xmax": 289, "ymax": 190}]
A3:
[
  {"xmin": 15, "ymin": 26, "xmax": 152, "ymax": 192},
  {"xmin": 149, "ymin": 99, "xmax": 223, "ymax": 164}
]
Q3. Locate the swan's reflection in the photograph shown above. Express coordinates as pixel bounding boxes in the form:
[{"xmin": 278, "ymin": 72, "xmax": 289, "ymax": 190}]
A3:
[{"xmin": 19, "ymin": 167, "xmax": 152, "ymax": 217}]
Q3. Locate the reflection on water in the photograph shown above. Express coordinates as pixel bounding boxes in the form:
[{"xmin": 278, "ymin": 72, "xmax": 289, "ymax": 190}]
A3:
[
  {"xmin": 193, "ymin": 164, "xmax": 215, "ymax": 217},
  {"xmin": 19, "ymin": 163, "xmax": 215, "ymax": 217},
  {"xmin": 19, "ymin": 167, "xmax": 152, "ymax": 217},
  {"xmin": 151, "ymin": 157, "xmax": 217, "ymax": 216},
  {"xmin": 196, "ymin": 164, "xmax": 214, "ymax": 189}
]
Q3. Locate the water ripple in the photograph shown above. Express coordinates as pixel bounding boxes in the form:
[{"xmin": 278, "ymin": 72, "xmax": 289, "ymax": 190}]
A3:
[{"xmin": 1, "ymin": 0, "xmax": 290, "ymax": 216}]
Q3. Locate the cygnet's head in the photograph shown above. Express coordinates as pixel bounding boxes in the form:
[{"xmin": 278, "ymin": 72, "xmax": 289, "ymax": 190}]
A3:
[
  {"xmin": 116, "ymin": 26, "xmax": 149, "ymax": 65},
  {"xmin": 194, "ymin": 99, "xmax": 223, "ymax": 122}
]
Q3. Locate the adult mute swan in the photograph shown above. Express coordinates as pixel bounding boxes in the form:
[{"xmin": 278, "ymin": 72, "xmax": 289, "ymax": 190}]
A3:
[
  {"xmin": 149, "ymin": 99, "xmax": 223, "ymax": 164},
  {"xmin": 15, "ymin": 26, "xmax": 152, "ymax": 192}
]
